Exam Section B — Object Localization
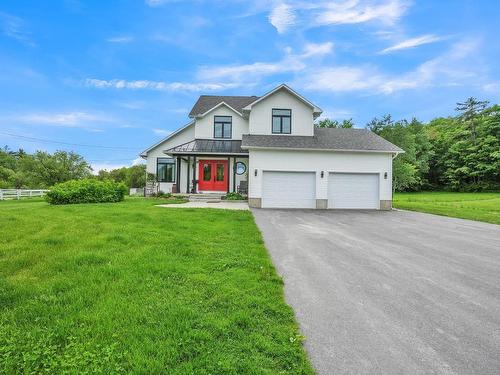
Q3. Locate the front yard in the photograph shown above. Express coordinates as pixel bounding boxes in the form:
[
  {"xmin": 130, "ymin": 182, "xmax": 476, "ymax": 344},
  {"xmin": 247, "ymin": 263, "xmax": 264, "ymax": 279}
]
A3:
[
  {"xmin": 393, "ymin": 192, "xmax": 500, "ymax": 225},
  {"xmin": 0, "ymin": 198, "xmax": 313, "ymax": 374}
]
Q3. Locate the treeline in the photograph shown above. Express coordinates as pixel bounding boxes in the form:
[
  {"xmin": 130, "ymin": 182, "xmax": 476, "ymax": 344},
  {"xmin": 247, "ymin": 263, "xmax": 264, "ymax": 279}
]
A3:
[
  {"xmin": 0, "ymin": 148, "xmax": 146, "ymax": 189},
  {"xmin": 318, "ymin": 98, "xmax": 500, "ymax": 192}
]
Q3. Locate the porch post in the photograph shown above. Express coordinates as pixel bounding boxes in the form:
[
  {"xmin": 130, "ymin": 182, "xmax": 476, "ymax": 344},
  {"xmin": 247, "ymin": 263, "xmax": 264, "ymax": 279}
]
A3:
[
  {"xmin": 232, "ymin": 157, "xmax": 236, "ymax": 193},
  {"xmin": 186, "ymin": 156, "xmax": 190, "ymax": 194},
  {"xmin": 176, "ymin": 156, "xmax": 181, "ymax": 193},
  {"xmin": 192, "ymin": 156, "xmax": 197, "ymax": 193},
  {"xmin": 227, "ymin": 157, "xmax": 231, "ymax": 193}
]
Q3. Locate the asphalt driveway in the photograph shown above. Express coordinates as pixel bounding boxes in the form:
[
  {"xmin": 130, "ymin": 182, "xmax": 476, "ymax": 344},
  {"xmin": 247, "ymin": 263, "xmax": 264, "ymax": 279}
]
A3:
[{"xmin": 252, "ymin": 209, "xmax": 500, "ymax": 375}]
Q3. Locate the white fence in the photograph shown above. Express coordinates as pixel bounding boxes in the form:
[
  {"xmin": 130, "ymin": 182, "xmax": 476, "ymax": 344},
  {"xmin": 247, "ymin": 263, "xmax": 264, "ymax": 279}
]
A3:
[{"xmin": 0, "ymin": 189, "xmax": 49, "ymax": 200}]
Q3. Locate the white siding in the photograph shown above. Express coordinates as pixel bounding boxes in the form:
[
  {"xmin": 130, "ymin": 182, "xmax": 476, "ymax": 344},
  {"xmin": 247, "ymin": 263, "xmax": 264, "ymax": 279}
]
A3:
[
  {"xmin": 144, "ymin": 124, "xmax": 195, "ymax": 193},
  {"xmin": 248, "ymin": 149, "xmax": 393, "ymax": 203},
  {"xmin": 194, "ymin": 105, "xmax": 249, "ymax": 140},
  {"xmin": 248, "ymin": 89, "xmax": 314, "ymax": 136}
]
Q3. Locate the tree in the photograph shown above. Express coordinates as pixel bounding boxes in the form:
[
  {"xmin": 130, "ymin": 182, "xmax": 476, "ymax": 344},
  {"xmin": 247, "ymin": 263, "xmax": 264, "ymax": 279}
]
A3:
[
  {"xmin": 316, "ymin": 118, "xmax": 354, "ymax": 128},
  {"xmin": 455, "ymin": 97, "xmax": 489, "ymax": 145},
  {"xmin": 19, "ymin": 150, "xmax": 92, "ymax": 188},
  {"xmin": 367, "ymin": 115, "xmax": 432, "ymax": 191},
  {"xmin": 96, "ymin": 164, "xmax": 146, "ymax": 188}
]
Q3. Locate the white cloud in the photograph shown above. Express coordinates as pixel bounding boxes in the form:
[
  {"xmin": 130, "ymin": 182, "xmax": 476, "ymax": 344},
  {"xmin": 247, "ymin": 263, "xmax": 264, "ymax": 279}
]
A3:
[
  {"xmin": 152, "ymin": 128, "xmax": 172, "ymax": 136},
  {"xmin": 2, "ymin": 111, "xmax": 116, "ymax": 132},
  {"xmin": 379, "ymin": 34, "xmax": 444, "ymax": 54},
  {"xmin": 15, "ymin": 112, "xmax": 111, "ymax": 127},
  {"xmin": 483, "ymin": 83, "xmax": 499, "ymax": 93},
  {"xmin": 198, "ymin": 62, "xmax": 290, "ymax": 82},
  {"xmin": 91, "ymin": 158, "xmax": 145, "ymax": 174},
  {"xmin": 0, "ymin": 11, "xmax": 35, "ymax": 46},
  {"xmin": 300, "ymin": 42, "xmax": 334, "ymax": 58},
  {"xmin": 197, "ymin": 42, "xmax": 333, "ymax": 82},
  {"xmin": 299, "ymin": 38, "xmax": 482, "ymax": 94},
  {"xmin": 269, "ymin": 3, "xmax": 297, "ymax": 33},
  {"xmin": 316, "ymin": 0, "xmax": 409, "ymax": 26},
  {"xmin": 303, "ymin": 66, "xmax": 383, "ymax": 92},
  {"xmin": 145, "ymin": 0, "xmax": 187, "ymax": 6},
  {"xmin": 132, "ymin": 158, "xmax": 145, "ymax": 166},
  {"xmin": 106, "ymin": 36, "xmax": 134, "ymax": 43},
  {"xmin": 84, "ymin": 79, "xmax": 238, "ymax": 92},
  {"xmin": 265, "ymin": 0, "xmax": 410, "ymax": 33}
]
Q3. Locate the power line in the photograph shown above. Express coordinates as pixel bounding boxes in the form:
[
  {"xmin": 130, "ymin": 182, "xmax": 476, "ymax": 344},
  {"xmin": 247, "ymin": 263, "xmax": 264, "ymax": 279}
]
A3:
[
  {"xmin": 87, "ymin": 158, "xmax": 144, "ymax": 162},
  {"xmin": 0, "ymin": 131, "xmax": 143, "ymax": 151}
]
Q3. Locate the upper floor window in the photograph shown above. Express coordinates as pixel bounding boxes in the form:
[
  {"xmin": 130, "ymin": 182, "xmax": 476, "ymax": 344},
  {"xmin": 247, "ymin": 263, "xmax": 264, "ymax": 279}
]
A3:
[
  {"xmin": 272, "ymin": 109, "xmax": 291, "ymax": 134},
  {"xmin": 157, "ymin": 158, "xmax": 176, "ymax": 182},
  {"xmin": 214, "ymin": 116, "xmax": 232, "ymax": 138}
]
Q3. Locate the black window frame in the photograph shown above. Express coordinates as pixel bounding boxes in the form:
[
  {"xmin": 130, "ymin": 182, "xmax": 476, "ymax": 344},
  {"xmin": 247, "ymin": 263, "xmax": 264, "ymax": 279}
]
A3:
[
  {"xmin": 271, "ymin": 108, "xmax": 292, "ymax": 134},
  {"xmin": 213, "ymin": 115, "xmax": 232, "ymax": 139},
  {"xmin": 157, "ymin": 157, "xmax": 176, "ymax": 183}
]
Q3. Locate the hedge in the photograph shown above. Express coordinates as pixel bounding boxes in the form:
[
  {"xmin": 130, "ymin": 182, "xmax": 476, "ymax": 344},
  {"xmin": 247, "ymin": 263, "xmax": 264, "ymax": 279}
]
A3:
[{"xmin": 45, "ymin": 179, "xmax": 127, "ymax": 205}]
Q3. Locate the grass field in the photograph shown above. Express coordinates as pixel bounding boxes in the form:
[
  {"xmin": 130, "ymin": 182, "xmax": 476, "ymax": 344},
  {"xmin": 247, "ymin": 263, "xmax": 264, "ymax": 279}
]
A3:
[
  {"xmin": 0, "ymin": 198, "xmax": 313, "ymax": 374},
  {"xmin": 393, "ymin": 192, "xmax": 500, "ymax": 225}
]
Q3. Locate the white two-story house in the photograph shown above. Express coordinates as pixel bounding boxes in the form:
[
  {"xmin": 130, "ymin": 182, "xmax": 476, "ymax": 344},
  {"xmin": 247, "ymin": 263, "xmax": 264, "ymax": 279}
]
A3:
[{"xmin": 140, "ymin": 84, "xmax": 402, "ymax": 209}]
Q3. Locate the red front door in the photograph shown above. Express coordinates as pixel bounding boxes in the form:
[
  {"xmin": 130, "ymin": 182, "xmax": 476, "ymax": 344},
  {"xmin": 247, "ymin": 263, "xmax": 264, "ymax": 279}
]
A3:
[{"xmin": 198, "ymin": 160, "xmax": 228, "ymax": 191}]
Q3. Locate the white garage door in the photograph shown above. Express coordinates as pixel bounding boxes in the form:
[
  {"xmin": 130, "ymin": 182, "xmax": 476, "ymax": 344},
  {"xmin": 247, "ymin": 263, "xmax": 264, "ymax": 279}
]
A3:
[
  {"xmin": 328, "ymin": 173, "xmax": 379, "ymax": 209},
  {"xmin": 262, "ymin": 171, "xmax": 316, "ymax": 208}
]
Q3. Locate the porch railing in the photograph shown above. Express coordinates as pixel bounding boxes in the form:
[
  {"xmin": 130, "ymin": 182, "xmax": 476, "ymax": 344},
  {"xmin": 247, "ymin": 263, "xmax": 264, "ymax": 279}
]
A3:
[{"xmin": 0, "ymin": 189, "xmax": 49, "ymax": 200}]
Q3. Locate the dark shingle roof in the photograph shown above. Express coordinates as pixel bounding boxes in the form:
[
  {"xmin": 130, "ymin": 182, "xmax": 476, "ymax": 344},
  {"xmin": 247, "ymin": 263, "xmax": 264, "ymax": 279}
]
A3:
[
  {"xmin": 189, "ymin": 95, "xmax": 259, "ymax": 117},
  {"xmin": 165, "ymin": 139, "xmax": 248, "ymax": 155},
  {"xmin": 241, "ymin": 128, "xmax": 403, "ymax": 153}
]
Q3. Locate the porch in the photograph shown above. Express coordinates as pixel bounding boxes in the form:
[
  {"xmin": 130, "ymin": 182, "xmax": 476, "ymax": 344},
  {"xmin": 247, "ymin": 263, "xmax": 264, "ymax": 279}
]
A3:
[{"xmin": 165, "ymin": 139, "xmax": 249, "ymax": 195}]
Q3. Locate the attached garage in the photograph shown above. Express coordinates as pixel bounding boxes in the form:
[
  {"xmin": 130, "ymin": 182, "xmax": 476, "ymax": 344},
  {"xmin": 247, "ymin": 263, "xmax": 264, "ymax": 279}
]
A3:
[
  {"xmin": 262, "ymin": 171, "xmax": 316, "ymax": 208},
  {"xmin": 328, "ymin": 173, "xmax": 380, "ymax": 209}
]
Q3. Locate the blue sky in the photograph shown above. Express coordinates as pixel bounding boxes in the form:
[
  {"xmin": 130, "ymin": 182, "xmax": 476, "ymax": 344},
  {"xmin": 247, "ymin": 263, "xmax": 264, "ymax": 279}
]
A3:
[{"xmin": 0, "ymin": 0, "xmax": 498, "ymax": 171}]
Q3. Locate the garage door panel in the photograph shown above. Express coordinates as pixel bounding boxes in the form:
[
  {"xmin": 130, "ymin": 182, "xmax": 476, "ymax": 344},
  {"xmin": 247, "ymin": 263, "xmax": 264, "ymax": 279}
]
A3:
[
  {"xmin": 262, "ymin": 171, "xmax": 316, "ymax": 209},
  {"xmin": 328, "ymin": 173, "xmax": 379, "ymax": 209}
]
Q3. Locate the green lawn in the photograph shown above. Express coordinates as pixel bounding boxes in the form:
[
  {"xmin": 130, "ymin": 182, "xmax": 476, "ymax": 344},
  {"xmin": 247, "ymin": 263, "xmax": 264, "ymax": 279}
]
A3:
[
  {"xmin": 393, "ymin": 192, "xmax": 500, "ymax": 225},
  {"xmin": 0, "ymin": 198, "xmax": 313, "ymax": 374}
]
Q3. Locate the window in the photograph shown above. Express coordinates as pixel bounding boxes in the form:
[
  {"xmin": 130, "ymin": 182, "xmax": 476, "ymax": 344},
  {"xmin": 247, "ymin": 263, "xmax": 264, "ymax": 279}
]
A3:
[
  {"xmin": 272, "ymin": 109, "xmax": 291, "ymax": 134},
  {"xmin": 214, "ymin": 116, "xmax": 232, "ymax": 138},
  {"xmin": 157, "ymin": 158, "xmax": 176, "ymax": 182}
]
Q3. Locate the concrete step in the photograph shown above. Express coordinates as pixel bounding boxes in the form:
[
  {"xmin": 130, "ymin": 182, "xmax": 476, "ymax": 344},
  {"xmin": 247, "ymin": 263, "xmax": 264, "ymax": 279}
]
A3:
[{"xmin": 188, "ymin": 193, "xmax": 225, "ymax": 202}]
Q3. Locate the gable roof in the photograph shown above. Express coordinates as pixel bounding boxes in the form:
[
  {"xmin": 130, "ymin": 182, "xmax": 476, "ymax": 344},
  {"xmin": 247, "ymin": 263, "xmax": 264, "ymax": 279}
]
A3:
[
  {"xmin": 242, "ymin": 84, "xmax": 323, "ymax": 118},
  {"xmin": 189, "ymin": 95, "xmax": 259, "ymax": 118},
  {"xmin": 139, "ymin": 120, "xmax": 195, "ymax": 157},
  {"xmin": 241, "ymin": 127, "xmax": 404, "ymax": 153}
]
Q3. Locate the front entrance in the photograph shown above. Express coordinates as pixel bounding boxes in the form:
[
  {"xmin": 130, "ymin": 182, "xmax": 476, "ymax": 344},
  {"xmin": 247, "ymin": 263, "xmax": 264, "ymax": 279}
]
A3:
[{"xmin": 198, "ymin": 160, "xmax": 228, "ymax": 191}]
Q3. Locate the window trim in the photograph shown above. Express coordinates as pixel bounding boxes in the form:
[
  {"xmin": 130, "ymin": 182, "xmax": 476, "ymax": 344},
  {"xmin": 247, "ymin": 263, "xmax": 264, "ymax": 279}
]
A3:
[
  {"xmin": 157, "ymin": 157, "xmax": 176, "ymax": 183},
  {"xmin": 213, "ymin": 115, "xmax": 232, "ymax": 139},
  {"xmin": 271, "ymin": 108, "xmax": 292, "ymax": 134}
]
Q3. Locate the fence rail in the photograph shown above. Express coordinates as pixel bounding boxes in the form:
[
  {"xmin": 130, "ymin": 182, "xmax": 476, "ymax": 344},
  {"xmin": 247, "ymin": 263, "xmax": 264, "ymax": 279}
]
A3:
[{"xmin": 0, "ymin": 189, "xmax": 49, "ymax": 200}]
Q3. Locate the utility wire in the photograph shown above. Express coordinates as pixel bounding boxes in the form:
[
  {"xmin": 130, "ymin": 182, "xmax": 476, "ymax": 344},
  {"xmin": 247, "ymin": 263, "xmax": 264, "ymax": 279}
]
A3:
[{"xmin": 0, "ymin": 131, "xmax": 143, "ymax": 151}]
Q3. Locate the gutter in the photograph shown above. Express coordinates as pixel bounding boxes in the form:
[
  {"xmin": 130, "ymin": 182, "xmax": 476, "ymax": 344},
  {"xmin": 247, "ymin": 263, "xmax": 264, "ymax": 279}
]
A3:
[{"xmin": 241, "ymin": 145, "xmax": 404, "ymax": 154}]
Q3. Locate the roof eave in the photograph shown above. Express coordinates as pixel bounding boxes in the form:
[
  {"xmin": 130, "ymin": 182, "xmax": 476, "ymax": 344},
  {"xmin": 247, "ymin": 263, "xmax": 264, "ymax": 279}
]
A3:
[
  {"xmin": 164, "ymin": 151, "xmax": 248, "ymax": 156},
  {"xmin": 241, "ymin": 145, "xmax": 403, "ymax": 153},
  {"xmin": 192, "ymin": 101, "xmax": 244, "ymax": 119},
  {"xmin": 242, "ymin": 84, "xmax": 323, "ymax": 115}
]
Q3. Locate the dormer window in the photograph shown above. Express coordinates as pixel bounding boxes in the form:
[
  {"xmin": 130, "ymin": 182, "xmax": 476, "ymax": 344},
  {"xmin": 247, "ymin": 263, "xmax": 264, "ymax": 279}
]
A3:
[
  {"xmin": 214, "ymin": 116, "xmax": 232, "ymax": 138},
  {"xmin": 272, "ymin": 109, "xmax": 291, "ymax": 134}
]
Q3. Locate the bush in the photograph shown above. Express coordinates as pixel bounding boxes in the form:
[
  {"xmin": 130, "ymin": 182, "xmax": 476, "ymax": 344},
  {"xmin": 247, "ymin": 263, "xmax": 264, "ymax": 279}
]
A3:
[
  {"xmin": 151, "ymin": 191, "xmax": 172, "ymax": 198},
  {"xmin": 46, "ymin": 179, "xmax": 127, "ymax": 205},
  {"xmin": 224, "ymin": 192, "xmax": 245, "ymax": 200}
]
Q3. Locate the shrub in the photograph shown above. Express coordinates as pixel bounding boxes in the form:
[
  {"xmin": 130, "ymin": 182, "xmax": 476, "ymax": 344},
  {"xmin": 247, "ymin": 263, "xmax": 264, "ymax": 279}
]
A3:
[
  {"xmin": 45, "ymin": 179, "xmax": 127, "ymax": 205},
  {"xmin": 151, "ymin": 191, "xmax": 172, "ymax": 198},
  {"xmin": 224, "ymin": 192, "xmax": 245, "ymax": 200}
]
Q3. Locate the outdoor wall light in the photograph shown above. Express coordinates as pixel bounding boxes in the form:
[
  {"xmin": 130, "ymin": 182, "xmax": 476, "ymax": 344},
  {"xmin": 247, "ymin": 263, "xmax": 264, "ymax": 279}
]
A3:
[
  {"xmin": 254, "ymin": 169, "xmax": 258, "ymax": 177},
  {"xmin": 320, "ymin": 171, "xmax": 324, "ymax": 178},
  {"xmin": 384, "ymin": 172, "xmax": 388, "ymax": 179}
]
